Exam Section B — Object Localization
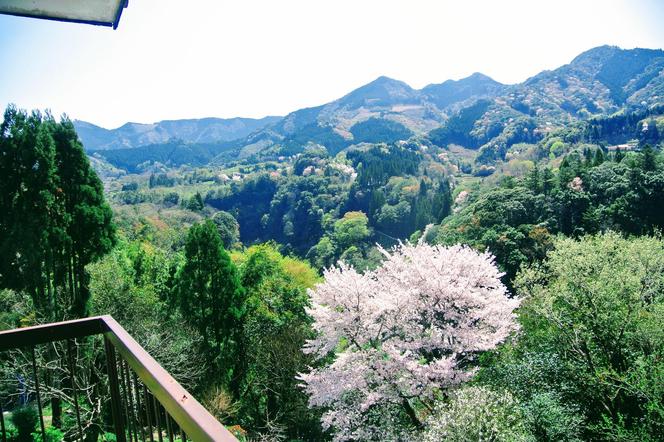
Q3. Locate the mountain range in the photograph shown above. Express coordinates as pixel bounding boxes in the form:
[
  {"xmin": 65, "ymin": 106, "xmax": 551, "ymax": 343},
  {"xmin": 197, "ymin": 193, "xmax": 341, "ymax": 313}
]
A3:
[
  {"xmin": 75, "ymin": 116, "xmax": 281, "ymax": 151},
  {"xmin": 78, "ymin": 45, "xmax": 664, "ymax": 169}
]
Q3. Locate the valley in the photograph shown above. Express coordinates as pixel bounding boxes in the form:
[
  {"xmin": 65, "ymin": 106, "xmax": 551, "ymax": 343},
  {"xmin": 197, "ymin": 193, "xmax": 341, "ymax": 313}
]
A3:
[
  {"xmin": 91, "ymin": 45, "xmax": 664, "ymax": 274},
  {"xmin": 2, "ymin": 43, "xmax": 664, "ymax": 441}
]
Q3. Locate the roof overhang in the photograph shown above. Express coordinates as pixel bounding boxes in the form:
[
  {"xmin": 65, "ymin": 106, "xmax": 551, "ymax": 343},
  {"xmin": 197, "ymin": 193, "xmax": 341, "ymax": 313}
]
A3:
[{"xmin": 0, "ymin": 0, "xmax": 128, "ymax": 29}]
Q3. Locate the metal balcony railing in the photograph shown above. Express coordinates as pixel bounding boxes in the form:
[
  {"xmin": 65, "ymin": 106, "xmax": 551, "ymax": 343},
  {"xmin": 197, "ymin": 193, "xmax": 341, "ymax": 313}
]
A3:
[{"xmin": 0, "ymin": 315, "xmax": 237, "ymax": 442}]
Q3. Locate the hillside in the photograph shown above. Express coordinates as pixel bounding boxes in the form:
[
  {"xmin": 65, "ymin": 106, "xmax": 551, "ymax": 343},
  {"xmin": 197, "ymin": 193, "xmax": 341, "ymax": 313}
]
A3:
[
  {"xmin": 268, "ymin": 73, "xmax": 507, "ymax": 142},
  {"xmin": 74, "ymin": 115, "xmax": 281, "ymax": 151},
  {"xmin": 89, "ymin": 45, "xmax": 664, "ymax": 173},
  {"xmin": 468, "ymin": 46, "xmax": 664, "ymax": 162},
  {"xmin": 222, "ymin": 46, "xmax": 664, "ymax": 164}
]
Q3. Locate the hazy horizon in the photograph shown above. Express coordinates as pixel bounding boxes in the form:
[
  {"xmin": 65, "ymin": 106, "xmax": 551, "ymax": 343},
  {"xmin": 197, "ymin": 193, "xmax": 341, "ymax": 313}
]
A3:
[{"xmin": 1, "ymin": 0, "xmax": 663, "ymax": 129}]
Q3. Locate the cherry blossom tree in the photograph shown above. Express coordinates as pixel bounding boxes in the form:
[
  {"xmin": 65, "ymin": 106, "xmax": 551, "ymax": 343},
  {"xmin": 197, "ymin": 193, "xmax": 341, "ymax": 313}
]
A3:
[{"xmin": 299, "ymin": 242, "xmax": 520, "ymax": 440}]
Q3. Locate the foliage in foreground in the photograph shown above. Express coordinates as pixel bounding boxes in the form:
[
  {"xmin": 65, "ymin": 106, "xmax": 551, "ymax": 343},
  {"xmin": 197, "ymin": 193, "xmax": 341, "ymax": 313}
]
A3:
[
  {"xmin": 518, "ymin": 233, "xmax": 664, "ymax": 439},
  {"xmin": 478, "ymin": 233, "xmax": 664, "ymax": 441},
  {"xmin": 233, "ymin": 243, "xmax": 323, "ymax": 440},
  {"xmin": 0, "ymin": 106, "xmax": 116, "ymax": 320}
]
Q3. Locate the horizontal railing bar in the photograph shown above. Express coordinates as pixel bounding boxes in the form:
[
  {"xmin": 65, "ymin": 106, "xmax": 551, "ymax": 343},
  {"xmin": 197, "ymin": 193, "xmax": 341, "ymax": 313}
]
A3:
[
  {"xmin": 0, "ymin": 316, "xmax": 107, "ymax": 351},
  {"xmin": 101, "ymin": 316, "xmax": 236, "ymax": 442}
]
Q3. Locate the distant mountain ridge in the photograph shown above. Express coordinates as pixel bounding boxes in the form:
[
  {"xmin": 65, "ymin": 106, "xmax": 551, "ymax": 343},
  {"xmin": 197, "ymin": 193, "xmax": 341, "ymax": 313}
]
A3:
[
  {"xmin": 280, "ymin": 72, "xmax": 507, "ymax": 136},
  {"xmin": 421, "ymin": 72, "xmax": 506, "ymax": 110},
  {"xmin": 237, "ymin": 45, "xmax": 663, "ymax": 162},
  {"xmin": 75, "ymin": 116, "xmax": 281, "ymax": 151},
  {"xmin": 87, "ymin": 45, "xmax": 664, "ymax": 170}
]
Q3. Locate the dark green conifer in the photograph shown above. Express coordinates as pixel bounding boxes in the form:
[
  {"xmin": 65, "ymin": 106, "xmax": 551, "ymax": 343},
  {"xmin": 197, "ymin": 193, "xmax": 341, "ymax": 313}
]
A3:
[{"xmin": 175, "ymin": 220, "xmax": 245, "ymax": 377}]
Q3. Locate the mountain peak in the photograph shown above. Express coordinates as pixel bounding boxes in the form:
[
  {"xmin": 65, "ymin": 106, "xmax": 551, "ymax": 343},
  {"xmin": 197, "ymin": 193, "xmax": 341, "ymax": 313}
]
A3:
[
  {"xmin": 368, "ymin": 75, "xmax": 406, "ymax": 85},
  {"xmin": 337, "ymin": 76, "xmax": 418, "ymax": 108},
  {"xmin": 466, "ymin": 72, "xmax": 497, "ymax": 82},
  {"xmin": 569, "ymin": 45, "xmax": 620, "ymax": 68},
  {"xmin": 568, "ymin": 45, "xmax": 664, "ymax": 72},
  {"xmin": 421, "ymin": 72, "xmax": 505, "ymax": 109}
]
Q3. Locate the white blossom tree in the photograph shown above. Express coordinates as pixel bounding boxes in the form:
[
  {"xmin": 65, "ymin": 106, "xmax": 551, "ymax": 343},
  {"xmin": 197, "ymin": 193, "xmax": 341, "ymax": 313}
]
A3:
[{"xmin": 299, "ymin": 242, "xmax": 520, "ymax": 441}]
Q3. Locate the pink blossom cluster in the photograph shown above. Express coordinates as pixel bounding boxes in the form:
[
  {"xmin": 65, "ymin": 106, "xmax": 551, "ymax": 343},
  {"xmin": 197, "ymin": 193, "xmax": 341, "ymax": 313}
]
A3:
[{"xmin": 299, "ymin": 242, "xmax": 520, "ymax": 440}]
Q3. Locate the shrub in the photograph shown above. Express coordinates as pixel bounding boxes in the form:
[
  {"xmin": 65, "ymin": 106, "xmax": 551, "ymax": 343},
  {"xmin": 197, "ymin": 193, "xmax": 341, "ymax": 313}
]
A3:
[
  {"xmin": 522, "ymin": 392, "xmax": 584, "ymax": 442},
  {"xmin": 162, "ymin": 192, "xmax": 180, "ymax": 207},
  {"xmin": 32, "ymin": 426, "xmax": 64, "ymax": 442},
  {"xmin": 422, "ymin": 386, "xmax": 529, "ymax": 441},
  {"xmin": 3, "ymin": 422, "xmax": 18, "ymax": 441},
  {"xmin": 10, "ymin": 405, "xmax": 38, "ymax": 442}
]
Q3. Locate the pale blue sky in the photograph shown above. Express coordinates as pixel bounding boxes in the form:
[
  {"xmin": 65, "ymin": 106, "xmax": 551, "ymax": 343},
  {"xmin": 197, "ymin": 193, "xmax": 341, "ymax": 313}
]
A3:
[{"xmin": 1, "ymin": 0, "xmax": 663, "ymax": 128}]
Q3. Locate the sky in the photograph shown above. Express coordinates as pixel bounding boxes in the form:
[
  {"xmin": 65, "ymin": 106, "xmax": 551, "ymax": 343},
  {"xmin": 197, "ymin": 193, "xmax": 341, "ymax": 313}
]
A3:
[{"xmin": 1, "ymin": 0, "xmax": 663, "ymax": 129}]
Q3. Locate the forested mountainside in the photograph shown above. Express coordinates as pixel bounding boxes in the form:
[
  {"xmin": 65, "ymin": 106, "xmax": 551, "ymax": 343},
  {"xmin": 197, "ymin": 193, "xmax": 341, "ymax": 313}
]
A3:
[
  {"xmin": 2, "ymin": 44, "xmax": 664, "ymax": 442},
  {"xmin": 73, "ymin": 115, "xmax": 281, "ymax": 150},
  {"xmin": 88, "ymin": 45, "xmax": 664, "ymax": 173}
]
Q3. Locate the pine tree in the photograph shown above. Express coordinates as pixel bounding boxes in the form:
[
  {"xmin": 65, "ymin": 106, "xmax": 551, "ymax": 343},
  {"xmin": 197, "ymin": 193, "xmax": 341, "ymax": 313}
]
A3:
[
  {"xmin": 413, "ymin": 197, "xmax": 433, "ymax": 231},
  {"xmin": 434, "ymin": 180, "xmax": 452, "ymax": 221},
  {"xmin": 642, "ymin": 144, "xmax": 657, "ymax": 172},
  {"xmin": 187, "ymin": 192, "xmax": 205, "ymax": 211},
  {"xmin": 558, "ymin": 156, "xmax": 575, "ymax": 189},
  {"xmin": 0, "ymin": 108, "xmax": 60, "ymax": 316},
  {"xmin": 51, "ymin": 116, "xmax": 116, "ymax": 317},
  {"xmin": 525, "ymin": 166, "xmax": 541, "ymax": 193},
  {"xmin": 175, "ymin": 220, "xmax": 245, "ymax": 374},
  {"xmin": 0, "ymin": 107, "xmax": 115, "ymax": 319},
  {"xmin": 0, "ymin": 109, "xmax": 116, "ymax": 428},
  {"xmin": 541, "ymin": 168, "xmax": 555, "ymax": 195},
  {"xmin": 593, "ymin": 148, "xmax": 605, "ymax": 167},
  {"xmin": 419, "ymin": 178, "xmax": 428, "ymax": 196}
]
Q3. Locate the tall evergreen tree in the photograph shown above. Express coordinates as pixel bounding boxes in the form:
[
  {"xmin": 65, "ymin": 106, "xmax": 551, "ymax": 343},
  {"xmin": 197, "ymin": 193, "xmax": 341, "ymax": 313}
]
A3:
[
  {"xmin": 0, "ymin": 108, "xmax": 60, "ymax": 316},
  {"xmin": 593, "ymin": 148, "xmax": 605, "ymax": 167},
  {"xmin": 0, "ymin": 107, "xmax": 115, "ymax": 319},
  {"xmin": 541, "ymin": 167, "xmax": 556, "ymax": 195},
  {"xmin": 642, "ymin": 144, "xmax": 657, "ymax": 172},
  {"xmin": 0, "ymin": 108, "xmax": 116, "ymax": 430},
  {"xmin": 525, "ymin": 166, "xmax": 541, "ymax": 193},
  {"xmin": 51, "ymin": 116, "xmax": 116, "ymax": 317},
  {"xmin": 175, "ymin": 220, "xmax": 245, "ymax": 377}
]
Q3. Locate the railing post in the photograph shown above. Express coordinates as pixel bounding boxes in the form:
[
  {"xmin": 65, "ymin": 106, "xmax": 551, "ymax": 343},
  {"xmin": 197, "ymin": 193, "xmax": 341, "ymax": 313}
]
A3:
[
  {"xmin": 105, "ymin": 337, "xmax": 127, "ymax": 442},
  {"xmin": 30, "ymin": 346, "xmax": 47, "ymax": 442},
  {"xmin": 67, "ymin": 340, "xmax": 84, "ymax": 441},
  {"xmin": 144, "ymin": 385, "xmax": 154, "ymax": 442},
  {"xmin": 153, "ymin": 395, "xmax": 164, "ymax": 442}
]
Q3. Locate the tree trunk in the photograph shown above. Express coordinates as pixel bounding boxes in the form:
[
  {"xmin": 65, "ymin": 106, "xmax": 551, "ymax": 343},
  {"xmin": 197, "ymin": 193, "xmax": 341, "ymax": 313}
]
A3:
[
  {"xmin": 402, "ymin": 398, "xmax": 423, "ymax": 430},
  {"xmin": 51, "ymin": 397, "xmax": 62, "ymax": 428},
  {"xmin": 48, "ymin": 345, "xmax": 63, "ymax": 428},
  {"xmin": 46, "ymin": 255, "xmax": 56, "ymax": 320},
  {"xmin": 73, "ymin": 253, "xmax": 79, "ymax": 306},
  {"xmin": 68, "ymin": 252, "xmax": 75, "ymax": 305}
]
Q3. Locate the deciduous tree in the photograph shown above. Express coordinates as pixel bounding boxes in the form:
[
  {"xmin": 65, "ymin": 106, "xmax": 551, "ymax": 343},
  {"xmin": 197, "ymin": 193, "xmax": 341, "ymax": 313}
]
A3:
[{"xmin": 299, "ymin": 242, "xmax": 520, "ymax": 440}]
